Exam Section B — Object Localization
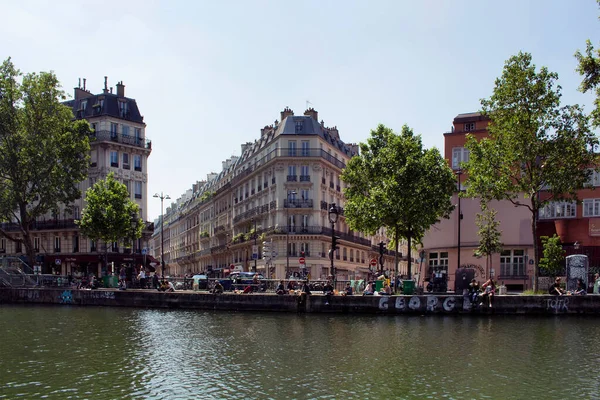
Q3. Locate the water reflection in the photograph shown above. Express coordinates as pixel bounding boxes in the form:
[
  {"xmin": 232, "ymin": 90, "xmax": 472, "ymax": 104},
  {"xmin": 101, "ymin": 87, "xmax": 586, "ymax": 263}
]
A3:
[{"xmin": 1, "ymin": 306, "xmax": 600, "ymax": 399}]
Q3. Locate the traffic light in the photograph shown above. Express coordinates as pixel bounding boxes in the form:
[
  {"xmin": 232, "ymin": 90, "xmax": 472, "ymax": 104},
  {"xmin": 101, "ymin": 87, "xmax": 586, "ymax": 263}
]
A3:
[
  {"xmin": 332, "ymin": 235, "xmax": 340, "ymax": 251},
  {"xmin": 262, "ymin": 241, "xmax": 271, "ymax": 260},
  {"xmin": 379, "ymin": 241, "xmax": 386, "ymax": 256}
]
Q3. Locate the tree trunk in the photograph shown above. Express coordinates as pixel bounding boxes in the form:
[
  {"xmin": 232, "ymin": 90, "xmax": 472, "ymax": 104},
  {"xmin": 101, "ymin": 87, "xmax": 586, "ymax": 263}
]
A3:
[
  {"xmin": 394, "ymin": 225, "xmax": 399, "ymax": 294},
  {"xmin": 532, "ymin": 201, "xmax": 539, "ymax": 292},
  {"xmin": 407, "ymin": 233, "xmax": 412, "ymax": 280}
]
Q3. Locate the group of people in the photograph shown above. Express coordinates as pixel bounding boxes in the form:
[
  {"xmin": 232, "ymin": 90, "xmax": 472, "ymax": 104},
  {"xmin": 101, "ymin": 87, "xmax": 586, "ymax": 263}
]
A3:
[
  {"xmin": 548, "ymin": 277, "xmax": 587, "ymax": 296},
  {"xmin": 467, "ymin": 278, "xmax": 496, "ymax": 308},
  {"xmin": 362, "ymin": 281, "xmax": 392, "ymax": 296}
]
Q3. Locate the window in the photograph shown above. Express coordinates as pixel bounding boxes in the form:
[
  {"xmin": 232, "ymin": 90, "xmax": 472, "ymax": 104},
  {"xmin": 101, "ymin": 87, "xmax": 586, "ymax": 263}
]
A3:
[
  {"xmin": 91, "ymin": 123, "xmax": 97, "ymax": 132},
  {"xmin": 89, "ymin": 177, "xmax": 96, "ymax": 188},
  {"xmin": 428, "ymin": 252, "xmax": 449, "ymax": 274},
  {"xmin": 587, "ymin": 169, "xmax": 600, "ymax": 187},
  {"xmin": 301, "ymin": 214, "xmax": 309, "ymax": 231},
  {"xmin": 123, "ymin": 180, "xmax": 130, "ymax": 195},
  {"xmin": 90, "ymin": 149, "xmax": 97, "ymax": 167},
  {"xmin": 583, "ymin": 199, "xmax": 600, "ymax": 217},
  {"xmin": 15, "ymin": 241, "xmax": 22, "ymax": 253},
  {"xmin": 452, "ymin": 147, "xmax": 469, "ymax": 170},
  {"xmin": 135, "ymin": 128, "xmax": 142, "ymax": 145},
  {"xmin": 300, "ymin": 242, "xmax": 309, "ymax": 256},
  {"xmin": 110, "ymin": 151, "xmax": 118, "ymax": 167},
  {"xmin": 301, "ymin": 140, "xmax": 310, "ymax": 156},
  {"xmin": 300, "ymin": 165, "xmax": 310, "ymax": 181},
  {"xmin": 0, "ymin": 239, "xmax": 4, "ymax": 253},
  {"xmin": 122, "ymin": 153, "xmax": 130, "ymax": 169},
  {"xmin": 54, "ymin": 236, "xmax": 61, "ymax": 252},
  {"xmin": 295, "ymin": 121, "xmax": 303, "ymax": 133},
  {"xmin": 90, "ymin": 239, "xmax": 96, "ymax": 252},
  {"xmin": 287, "ymin": 165, "xmax": 297, "ymax": 181},
  {"xmin": 288, "ymin": 141, "xmax": 297, "ymax": 156},
  {"xmin": 134, "ymin": 155, "xmax": 142, "ymax": 171},
  {"xmin": 122, "ymin": 125, "xmax": 130, "ymax": 136},
  {"xmin": 80, "ymin": 99, "xmax": 87, "ymax": 111},
  {"xmin": 110, "ymin": 123, "xmax": 118, "ymax": 138},
  {"xmin": 300, "ymin": 189, "xmax": 309, "ymax": 201},
  {"xmin": 73, "ymin": 235, "xmax": 79, "ymax": 253},
  {"xmin": 34, "ymin": 237, "xmax": 40, "ymax": 252},
  {"xmin": 73, "ymin": 206, "xmax": 80, "ymax": 219},
  {"xmin": 539, "ymin": 201, "xmax": 576, "ymax": 219},
  {"xmin": 134, "ymin": 181, "xmax": 142, "ymax": 199},
  {"xmin": 288, "ymin": 190, "xmax": 297, "ymax": 201},
  {"xmin": 464, "ymin": 122, "xmax": 475, "ymax": 131},
  {"xmin": 500, "ymin": 250, "xmax": 525, "ymax": 277},
  {"xmin": 119, "ymin": 101, "xmax": 129, "ymax": 117}
]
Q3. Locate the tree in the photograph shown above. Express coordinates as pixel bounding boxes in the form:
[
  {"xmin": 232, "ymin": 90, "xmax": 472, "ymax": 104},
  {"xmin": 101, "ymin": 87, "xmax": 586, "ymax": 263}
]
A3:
[
  {"xmin": 0, "ymin": 58, "xmax": 91, "ymax": 267},
  {"xmin": 76, "ymin": 173, "xmax": 142, "ymax": 270},
  {"xmin": 539, "ymin": 234, "xmax": 565, "ymax": 277},
  {"xmin": 574, "ymin": 0, "xmax": 600, "ymax": 127},
  {"xmin": 341, "ymin": 124, "xmax": 456, "ymax": 286},
  {"xmin": 464, "ymin": 52, "xmax": 598, "ymax": 292},
  {"xmin": 473, "ymin": 202, "xmax": 503, "ymax": 280}
]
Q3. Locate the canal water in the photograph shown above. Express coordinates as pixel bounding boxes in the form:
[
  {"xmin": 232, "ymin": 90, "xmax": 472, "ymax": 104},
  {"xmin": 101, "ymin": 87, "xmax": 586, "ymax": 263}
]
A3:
[{"xmin": 1, "ymin": 305, "xmax": 599, "ymax": 399}]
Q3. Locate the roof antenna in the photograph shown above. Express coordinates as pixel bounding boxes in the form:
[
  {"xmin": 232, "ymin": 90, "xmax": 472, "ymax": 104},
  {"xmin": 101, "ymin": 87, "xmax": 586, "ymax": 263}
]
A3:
[{"xmin": 306, "ymin": 100, "xmax": 312, "ymax": 109}]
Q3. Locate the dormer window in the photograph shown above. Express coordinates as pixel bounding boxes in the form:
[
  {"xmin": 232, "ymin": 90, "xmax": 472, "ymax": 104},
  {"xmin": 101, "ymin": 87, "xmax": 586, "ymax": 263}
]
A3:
[
  {"xmin": 295, "ymin": 120, "xmax": 303, "ymax": 133},
  {"xmin": 119, "ymin": 101, "xmax": 129, "ymax": 118},
  {"xmin": 81, "ymin": 100, "xmax": 87, "ymax": 111},
  {"xmin": 464, "ymin": 122, "xmax": 475, "ymax": 132}
]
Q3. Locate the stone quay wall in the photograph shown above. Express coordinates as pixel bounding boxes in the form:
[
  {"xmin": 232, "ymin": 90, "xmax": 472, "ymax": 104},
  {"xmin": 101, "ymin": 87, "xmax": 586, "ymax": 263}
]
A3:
[{"xmin": 2, "ymin": 288, "xmax": 600, "ymax": 315}]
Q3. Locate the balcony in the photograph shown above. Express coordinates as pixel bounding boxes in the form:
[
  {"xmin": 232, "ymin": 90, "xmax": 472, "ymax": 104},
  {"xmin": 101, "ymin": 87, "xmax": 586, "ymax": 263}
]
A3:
[
  {"xmin": 336, "ymin": 185, "xmax": 341, "ymax": 192},
  {"xmin": 330, "ymin": 182, "xmax": 334, "ymax": 188},
  {"xmin": 287, "ymin": 175, "xmax": 297, "ymax": 182},
  {"xmin": 300, "ymin": 175, "xmax": 311, "ymax": 182},
  {"xmin": 321, "ymin": 201, "xmax": 328, "ymax": 211},
  {"xmin": 0, "ymin": 219, "xmax": 79, "ymax": 232},
  {"xmin": 284, "ymin": 199, "xmax": 313, "ymax": 209},
  {"xmin": 54, "ymin": 248, "xmax": 61, "ymax": 253},
  {"xmin": 91, "ymin": 130, "xmax": 152, "ymax": 150}
]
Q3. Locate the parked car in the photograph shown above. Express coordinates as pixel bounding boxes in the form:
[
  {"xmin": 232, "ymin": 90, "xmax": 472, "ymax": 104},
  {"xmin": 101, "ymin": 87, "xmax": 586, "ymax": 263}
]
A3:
[{"xmin": 220, "ymin": 272, "xmax": 264, "ymax": 291}]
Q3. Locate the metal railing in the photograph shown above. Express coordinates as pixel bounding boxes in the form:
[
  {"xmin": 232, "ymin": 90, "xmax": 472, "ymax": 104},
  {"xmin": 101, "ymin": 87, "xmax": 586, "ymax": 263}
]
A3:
[{"xmin": 91, "ymin": 130, "xmax": 152, "ymax": 150}]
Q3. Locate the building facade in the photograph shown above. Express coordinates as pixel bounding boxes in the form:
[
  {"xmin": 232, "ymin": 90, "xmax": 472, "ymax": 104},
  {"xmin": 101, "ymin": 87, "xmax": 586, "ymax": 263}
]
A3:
[
  {"xmin": 422, "ymin": 113, "xmax": 535, "ymax": 291},
  {"xmin": 151, "ymin": 108, "xmax": 413, "ymax": 280},
  {"xmin": 0, "ymin": 78, "xmax": 154, "ymax": 277}
]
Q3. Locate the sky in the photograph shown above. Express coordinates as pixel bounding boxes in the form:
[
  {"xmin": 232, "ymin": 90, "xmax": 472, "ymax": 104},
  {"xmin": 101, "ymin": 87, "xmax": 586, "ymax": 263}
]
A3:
[{"xmin": 1, "ymin": 0, "xmax": 599, "ymax": 221}]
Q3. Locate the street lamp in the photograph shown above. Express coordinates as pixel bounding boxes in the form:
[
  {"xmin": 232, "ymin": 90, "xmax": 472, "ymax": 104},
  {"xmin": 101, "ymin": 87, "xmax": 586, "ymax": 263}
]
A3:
[
  {"xmin": 328, "ymin": 203, "xmax": 339, "ymax": 285},
  {"xmin": 154, "ymin": 192, "xmax": 170, "ymax": 282},
  {"xmin": 252, "ymin": 218, "xmax": 257, "ymax": 273},
  {"xmin": 286, "ymin": 190, "xmax": 297, "ymax": 278},
  {"xmin": 457, "ymin": 169, "xmax": 463, "ymax": 272}
]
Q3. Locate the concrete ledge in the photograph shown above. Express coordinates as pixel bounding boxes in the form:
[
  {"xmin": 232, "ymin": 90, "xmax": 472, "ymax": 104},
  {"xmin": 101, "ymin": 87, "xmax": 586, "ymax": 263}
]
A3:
[{"xmin": 1, "ymin": 288, "xmax": 599, "ymax": 315}]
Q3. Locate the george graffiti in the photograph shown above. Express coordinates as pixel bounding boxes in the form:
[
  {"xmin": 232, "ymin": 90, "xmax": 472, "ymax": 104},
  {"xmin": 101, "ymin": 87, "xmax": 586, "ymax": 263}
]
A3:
[
  {"xmin": 408, "ymin": 296, "xmax": 421, "ymax": 310},
  {"xmin": 59, "ymin": 290, "xmax": 74, "ymax": 304},
  {"xmin": 395, "ymin": 297, "xmax": 406, "ymax": 311},
  {"xmin": 443, "ymin": 297, "xmax": 455, "ymax": 312},
  {"xmin": 545, "ymin": 298, "xmax": 569, "ymax": 312},
  {"xmin": 379, "ymin": 297, "xmax": 389, "ymax": 310},
  {"xmin": 426, "ymin": 296, "xmax": 439, "ymax": 311}
]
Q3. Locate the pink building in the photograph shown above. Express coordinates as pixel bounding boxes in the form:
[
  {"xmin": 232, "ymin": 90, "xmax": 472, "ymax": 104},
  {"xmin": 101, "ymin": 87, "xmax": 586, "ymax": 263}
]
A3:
[{"xmin": 421, "ymin": 113, "xmax": 535, "ymax": 291}]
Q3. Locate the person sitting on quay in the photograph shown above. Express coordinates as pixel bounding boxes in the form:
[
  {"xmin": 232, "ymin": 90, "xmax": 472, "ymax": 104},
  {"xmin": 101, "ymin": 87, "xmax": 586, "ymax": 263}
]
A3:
[
  {"xmin": 212, "ymin": 281, "xmax": 224, "ymax": 294},
  {"xmin": 298, "ymin": 279, "xmax": 311, "ymax": 306},
  {"xmin": 323, "ymin": 280, "xmax": 334, "ymax": 305},
  {"xmin": 137, "ymin": 268, "xmax": 146, "ymax": 289},
  {"xmin": 480, "ymin": 279, "xmax": 496, "ymax": 308},
  {"xmin": 276, "ymin": 280, "xmax": 286, "ymax": 295},
  {"xmin": 593, "ymin": 273, "xmax": 600, "ymax": 294},
  {"xmin": 549, "ymin": 277, "xmax": 566, "ymax": 296},
  {"xmin": 152, "ymin": 273, "xmax": 160, "ymax": 290},
  {"xmin": 569, "ymin": 278, "xmax": 587, "ymax": 296},
  {"xmin": 379, "ymin": 283, "xmax": 392, "ymax": 296},
  {"xmin": 343, "ymin": 282, "xmax": 353, "ymax": 296},
  {"xmin": 363, "ymin": 281, "xmax": 374, "ymax": 296},
  {"xmin": 287, "ymin": 280, "xmax": 296, "ymax": 292},
  {"xmin": 468, "ymin": 278, "xmax": 480, "ymax": 305}
]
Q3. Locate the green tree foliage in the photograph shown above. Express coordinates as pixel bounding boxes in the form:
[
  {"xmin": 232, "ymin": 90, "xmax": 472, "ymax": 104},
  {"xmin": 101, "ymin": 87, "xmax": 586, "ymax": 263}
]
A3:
[
  {"xmin": 341, "ymin": 124, "xmax": 456, "ymax": 281},
  {"xmin": 0, "ymin": 58, "xmax": 91, "ymax": 267},
  {"xmin": 574, "ymin": 0, "xmax": 600, "ymax": 127},
  {"xmin": 76, "ymin": 173, "xmax": 142, "ymax": 264},
  {"xmin": 473, "ymin": 202, "xmax": 503, "ymax": 279},
  {"xmin": 539, "ymin": 234, "xmax": 565, "ymax": 277},
  {"xmin": 464, "ymin": 52, "xmax": 598, "ymax": 291}
]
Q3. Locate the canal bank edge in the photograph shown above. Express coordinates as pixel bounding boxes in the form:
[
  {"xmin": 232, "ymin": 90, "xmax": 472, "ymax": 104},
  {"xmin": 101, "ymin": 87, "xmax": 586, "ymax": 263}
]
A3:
[{"xmin": 1, "ymin": 288, "xmax": 599, "ymax": 315}]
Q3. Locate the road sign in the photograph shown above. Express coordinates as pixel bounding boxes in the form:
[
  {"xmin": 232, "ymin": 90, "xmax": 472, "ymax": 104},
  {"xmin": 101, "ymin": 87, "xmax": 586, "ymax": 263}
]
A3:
[
  {"xmin": 252, "ymin": 245, "xmax": 258, "ymax": 260},
  {"xmin": 55, "ymin": 258, "xmax": 61, "ymax": 266},
  {"xmin": 142, "ymin": 248, "xmax": 148, "ymax": 255},
  {"xmin": 370, "ymin": 258, "xmax": 377, "ymax": 267},
  {"xmin": 271, "ymin": 251, "xmax": 277, "ymax": 258},
  {"xmin": 299, "ymin": 257, "xmax": 305, "ymax": 264}
]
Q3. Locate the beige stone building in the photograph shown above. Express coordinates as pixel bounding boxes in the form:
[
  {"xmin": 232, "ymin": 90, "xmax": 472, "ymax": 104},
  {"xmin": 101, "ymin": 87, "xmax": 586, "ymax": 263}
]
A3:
[
  {"xmin": 0, "ymin": 78, "xmax": 155, "ymax": 276},
  {"xmin": 151, "ymin": 108, "xmax": 412, "ymax": 280}
]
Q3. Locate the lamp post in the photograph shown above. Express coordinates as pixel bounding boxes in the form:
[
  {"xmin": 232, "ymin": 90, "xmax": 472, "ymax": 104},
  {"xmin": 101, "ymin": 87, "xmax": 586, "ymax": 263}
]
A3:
[
  {"xmin": 253, "ymin": 218, "xmax": 257, "ymax": 273},
  {"xmin": 457, "ymin": 169, "xmax": 463, "ymax": 272},
  {"xmin": 328, "ymin": 203, "xmax": 339, "ymax": 285},
  {"xmin": 131, "ymin": 211, "xmax": 137, "ymax": 273},
  {"xmin": 286, "ymin": 190, "xmax": 297, "ymax": 278},
  {"xmin": 154, "ymin": 192, "xmax": 170, "ymax": 283}
]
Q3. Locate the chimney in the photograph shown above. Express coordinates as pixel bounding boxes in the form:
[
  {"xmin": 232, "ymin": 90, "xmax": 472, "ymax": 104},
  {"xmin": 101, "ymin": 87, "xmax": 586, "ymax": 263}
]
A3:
[
  {"xmin": 103, "ymin": 76, "xmax": 109, "ymax": 93},
  {"xmin": 280, "ymin": 107, "xmax": 294, "ymax": 122},
  {"xmin": 116, "ymin": 81, "xmax": 125, "ymax": 97},
  {"xmin": 110, "ymin": 87, "xmax": 113, "ymax": 94},
  {"xmin": 304, "ymin": 107, "xmax": 318, "ymax": 121},
  {"xmin": 83, "ymin": 78, "xmax": 86, "ymax": 91},
  {"xmin": 78, "ymin": 78, "xmax": 81, "ymax": 88}
]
